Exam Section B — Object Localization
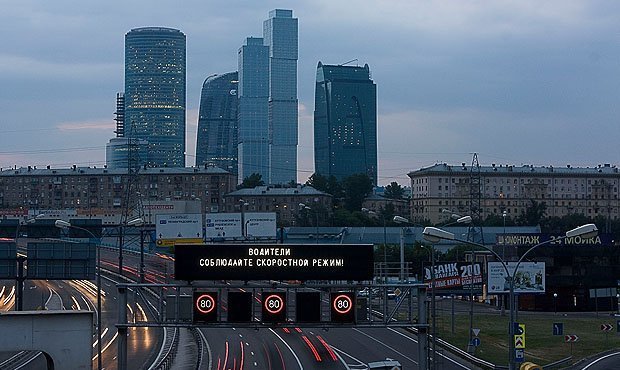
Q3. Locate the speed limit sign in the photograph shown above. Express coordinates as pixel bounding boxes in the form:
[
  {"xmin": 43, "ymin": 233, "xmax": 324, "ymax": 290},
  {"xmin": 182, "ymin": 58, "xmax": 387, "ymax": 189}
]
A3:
[
  {"xmin": 262, "ymin": 292, "xmax": 286, "ymax": 322},
  {"xmin": 193, "ymin": 291, "xmax": 218, "ymax": 323},
  {"xmin": 331, "ymin": 292, "xmax": 355, "ymax": 323}
]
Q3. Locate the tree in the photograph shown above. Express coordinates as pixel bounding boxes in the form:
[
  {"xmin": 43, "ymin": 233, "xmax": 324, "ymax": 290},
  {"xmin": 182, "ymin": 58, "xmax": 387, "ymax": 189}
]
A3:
[
  {"xmin": 239, "ymin": 173, "xmax": 264, "ymax": 189},
  {"xmin": 384, "ymin": 181, "xmax": 405, "ymax": 199},
  {"xmin": 341, "ymin": 173, "xmax": 373, "ymax": 212},
  {"xmin": 306, "ymin": 173, "xmax": 329, "ymax": 193},
  {"xmin": 517, "ymin": 200, "xmax": 547, "ymax": 226}
]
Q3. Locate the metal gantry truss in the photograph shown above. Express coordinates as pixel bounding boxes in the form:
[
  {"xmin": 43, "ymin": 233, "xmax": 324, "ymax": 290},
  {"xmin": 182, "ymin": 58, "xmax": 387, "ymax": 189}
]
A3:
[{"xmin": 115, "ymin": 282, "xmax": 430, "ymax": 369}]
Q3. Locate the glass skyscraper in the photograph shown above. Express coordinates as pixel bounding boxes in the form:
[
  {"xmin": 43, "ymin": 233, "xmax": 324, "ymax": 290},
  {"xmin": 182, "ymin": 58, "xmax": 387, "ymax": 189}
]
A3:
[
  {"xmin": 124, "ymin": 27, "xmax": 186, "ymax": 168},
  {"xmin": 237, "ymin": 37, "xmax": 269, "ymax": 183},
  {"xmin": 314, "ymin": 62, "xmax": 377, "ymax": 184},
  {"xmin": 195, "ymin": 72, "xmax": 239, "ymax": 176},
  {"xmin": 263, "ymin": 9, "xmax": 298, "ymax": 184}
]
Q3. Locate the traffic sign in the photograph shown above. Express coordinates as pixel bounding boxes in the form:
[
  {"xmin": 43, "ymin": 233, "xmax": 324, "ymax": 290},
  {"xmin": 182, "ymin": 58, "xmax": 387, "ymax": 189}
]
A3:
[
  {"xmin": 601, "ymin": 323, "xmax": 613, "ymax": 332},
  {"xmin": 514, "ymin": 335, "xmax": 525, "ymax": 349},
  {"xmin": 227, "ymin": 292, "xmax": 252, "ymax": 322},
  {"xmin": 193, "ymin": 291, "xmax": 218, "ymax": 323},
  {"xmin": 296, "ymin": 292, "xmax": 321, "ymax": 322},
  {"xmin": 514, "ymin": 349, "xmax": 525, "ymax": 363},
  {"xmin": 471, "ymin": 337, "xmax": 481, "ymax": 347},
  {"xmin": 564, "ymin": 335, "xmax": 579, "ymax": 342},
  {"xmin": 513, "ymin": 322, "xmax": 525, "ymax": 335},
  {"xmin": 553, "ymin": 323, "xmax": 564, "ymax": 336},
  {"xmin": 472, "ymin": 328, "xmax": 481, "ymax": 337},
  {"xmin": 617, "ymin": 320, "xmax": 620, "ymax": 333},
  {"xmin": 262, "ymin": 292, "xmax": 286, "ymax": 323},
  {"xmin": 331, "ymin": 292, "xmax": 355, "ymax": 323}
]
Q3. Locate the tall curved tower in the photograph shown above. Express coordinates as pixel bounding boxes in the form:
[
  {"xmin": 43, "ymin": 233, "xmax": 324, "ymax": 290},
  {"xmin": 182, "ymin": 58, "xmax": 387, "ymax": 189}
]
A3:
[
  {"xmin": 313, "ymin": 62, "xmax": 377, "ymax": 184},
  {"xmin": 124, "ymin": 27, "xmax": 186, "ymax": 168},
  {"xmin": 195, "ymin": 72, "xmax": 239, "ymax": 175}
]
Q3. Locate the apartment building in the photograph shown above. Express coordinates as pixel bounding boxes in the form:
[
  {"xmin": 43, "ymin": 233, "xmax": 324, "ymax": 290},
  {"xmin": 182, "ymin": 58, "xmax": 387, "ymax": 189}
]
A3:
[{"xmin": 409, "ymin": 163, "xmax": 619, "ymax": 224}]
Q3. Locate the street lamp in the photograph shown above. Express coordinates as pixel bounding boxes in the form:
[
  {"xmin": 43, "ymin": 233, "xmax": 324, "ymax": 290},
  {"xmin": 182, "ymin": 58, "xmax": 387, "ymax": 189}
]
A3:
[
  {"xmin": 55, "ymin": 217, "xmax": 143, "ymax": 370},
  {"xmin": 553, "ymin": 293, "xmax": 558, "ymax": 315},
  {"xmin": 362, "ymin": 208, "xmax": 388, "ymax": 277},
  {"xmin": 14, "ymin": 214, "xmax": 45, "ymax": 311},
  {"xmin": 423, "ymin": 223, "xmax": 598, "ymax": 370},
  {"xmin": 239, "ymin": 199, "xmax": 249, "ymax": 238},
  {"xmin": 299, "ymin": 203, "xmax": 319, "ymax": 244}
]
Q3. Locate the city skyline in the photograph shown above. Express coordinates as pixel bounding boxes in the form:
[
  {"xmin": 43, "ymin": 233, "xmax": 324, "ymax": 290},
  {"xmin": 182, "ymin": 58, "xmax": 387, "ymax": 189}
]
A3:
[{"xmin": 1, "ymin": 1, "xmax": 620, "ymax": 186}]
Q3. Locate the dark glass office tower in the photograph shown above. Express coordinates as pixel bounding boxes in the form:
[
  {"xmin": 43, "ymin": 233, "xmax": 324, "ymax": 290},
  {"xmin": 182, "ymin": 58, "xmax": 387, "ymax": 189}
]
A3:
[
  {"xmin": 263, "ymin": 9, "xmax": 298, "ymax": 184},
  {"xmin": 124, "ymin": 27, "xmax": 186, "ymax": 167},
  {"xmin": 314, "ymin": 62, "xmax": 377, "ymax": 184},
  {"xmin": 195, "ymin": 72, "xmax": 239, "ymax": 176},
  {"xmin": 237, "ymin": 37, "xmax": 269, "ymax": 184}
]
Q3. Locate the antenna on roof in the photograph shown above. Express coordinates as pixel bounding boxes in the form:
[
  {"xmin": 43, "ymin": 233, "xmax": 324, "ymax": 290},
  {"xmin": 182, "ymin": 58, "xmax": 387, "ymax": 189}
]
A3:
[{"xmin": 339, "ymin": 58, "xmax": 358, "ymax": 66}]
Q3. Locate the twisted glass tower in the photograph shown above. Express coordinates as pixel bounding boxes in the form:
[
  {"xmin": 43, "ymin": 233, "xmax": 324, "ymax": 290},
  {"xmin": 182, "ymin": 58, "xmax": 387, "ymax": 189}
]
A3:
[
  {"xmin": 195, "ymin": 72, "xmax": 239, "ymax": 176},
  {"xmin": 125, "ymin": 27, "xmax": 186, "ymax": 168},
  {"xmin": 314, "ymin": 62, "xmax": 377, "ymax": 184}
]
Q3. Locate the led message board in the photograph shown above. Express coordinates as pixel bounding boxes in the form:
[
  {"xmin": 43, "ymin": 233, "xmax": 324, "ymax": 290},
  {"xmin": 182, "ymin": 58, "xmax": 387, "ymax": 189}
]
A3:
[{"xmin": 174, "ymin": 244, "xmax": 374, "ymax": 281}]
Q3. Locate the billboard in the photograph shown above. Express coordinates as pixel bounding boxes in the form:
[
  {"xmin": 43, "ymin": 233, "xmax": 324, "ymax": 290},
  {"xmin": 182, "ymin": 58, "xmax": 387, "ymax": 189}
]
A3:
[
  {"xmin": 244, "ymin": 213, "xmax": 277, "ymax": 239},
  {"xmin": 422, "ymin": 261, "xmax": 483, "ymax": 293},
  {"xmin": 487, "ymin": 262, "xmax": 545, "ymax": 294},
  {"xmin": 174, "ymin": 244, "xmax": 374, "ymax": 281},
  {"xmin": 156, "ymin": 214, "xmax": 203, "ymax": 246},
  {"xmin": 205, "ymin": 213, "xmax": 242, "ymax": 239},
  {"xmin": 26, "ymin": 242, "xmax": 95, "ymax": 280}
]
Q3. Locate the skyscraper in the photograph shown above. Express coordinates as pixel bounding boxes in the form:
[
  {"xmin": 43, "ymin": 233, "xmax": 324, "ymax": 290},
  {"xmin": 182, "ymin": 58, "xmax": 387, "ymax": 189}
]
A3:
[
  {"xmin": 124, "ymin": 27, "xmax": 186, "ymax": 168},
  {"xmin": 314, "ymin": 62, "xmax": 377, "ymax": 184},
  {"xmin": 263, "ymin": 9, "xmax": 298, "ymax": 184},
  {"xmin": 195, "ymin": 72, "xmax": 239, "ymax": 176},
  {"xmin": 237, "ymin": 37, "xmax": 269, "ymax": 183}
]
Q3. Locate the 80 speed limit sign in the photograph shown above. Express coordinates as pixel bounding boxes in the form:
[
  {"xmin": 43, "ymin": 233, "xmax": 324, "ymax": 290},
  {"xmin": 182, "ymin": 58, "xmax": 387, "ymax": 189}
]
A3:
[
  {"xmin": 262, "ymin": 292, "xmax": 286, "ymax": 322},
  {"xmin": 331, "ymin": 292, "xmax": 355, "ymax": 323},
  {"xmin": 193, "ymin": 291, "xmax": 218, "ymax": 323}
]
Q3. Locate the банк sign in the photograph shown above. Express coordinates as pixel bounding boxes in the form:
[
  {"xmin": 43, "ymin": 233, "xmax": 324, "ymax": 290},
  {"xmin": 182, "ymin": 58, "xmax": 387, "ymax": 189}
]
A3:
[{"xmin": 174, "ymin": 244, "xmax": 374, "ymax": 281}]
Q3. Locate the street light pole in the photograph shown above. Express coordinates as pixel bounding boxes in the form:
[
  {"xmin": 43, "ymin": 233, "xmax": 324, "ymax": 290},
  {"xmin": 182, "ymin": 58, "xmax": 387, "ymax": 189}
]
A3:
[
  {"xmin": 55, "ymin": 220, "xmax": 103, "ymax": 370},
  {"xmin": 55, "ymin": 217, "xmax": 143, "ymax": 370},
  {"xmin": 423, "ymin": 223, "xmax": 597, "ymax": 370}
]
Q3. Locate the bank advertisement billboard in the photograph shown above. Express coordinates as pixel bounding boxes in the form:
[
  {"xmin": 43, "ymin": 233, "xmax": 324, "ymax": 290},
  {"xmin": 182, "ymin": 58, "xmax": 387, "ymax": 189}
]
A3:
[
  {"xmin": 487, "ymin": 261, "xmax": 545, "ymax": 294},
  {"xmin": 156, "ymin": 213, "xmax": 203, "ymax": 246},
  {"xmin": 422, "ymin": 261, "xmax": 483, "ymax": 293},
  {"xmin": 205, "ymin": 213, "xmax": 242, "ymax": 239}
]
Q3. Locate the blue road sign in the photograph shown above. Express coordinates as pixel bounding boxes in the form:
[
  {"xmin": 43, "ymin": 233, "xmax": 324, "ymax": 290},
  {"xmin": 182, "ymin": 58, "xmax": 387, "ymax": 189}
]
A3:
[
  {"xmin": 553, "ymin": 322, "xmax": 564, "ymax": 336},
  {"xmin": 617, "ymin": 320, "xmax": 620, "ymax": 333},
  {"xmin": 515, "ymin": 349, "xmax": 525, "ymax": 362},
  {"xmin": 471, "ymin": 337, "xmax": 481, "ymax": 347},
  {"xmin": 513, "ymin": 322, "xmax": 524, "ymax": 335}
]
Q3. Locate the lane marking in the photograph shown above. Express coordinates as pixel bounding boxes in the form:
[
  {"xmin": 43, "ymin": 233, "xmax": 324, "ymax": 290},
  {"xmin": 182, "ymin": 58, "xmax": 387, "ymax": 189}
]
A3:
[
  {"xmin": 386, "ymin": 327, "xmax": 470, "ymax": 369},
  {"xmin": 582, "ymin": 351, "xmax": 620, "ymax": 369},
  {"xmin": 269, "ymin": 328, "xmax": 303, "ymax": 370},
  {"xmin": 352, "ymin": 328, "xmax": 418, "ymax": 365}
]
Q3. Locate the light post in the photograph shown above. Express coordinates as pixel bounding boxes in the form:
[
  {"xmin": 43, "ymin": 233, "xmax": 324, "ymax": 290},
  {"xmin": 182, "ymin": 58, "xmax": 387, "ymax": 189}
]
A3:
[
  {"xmin": 299, "ymin": 203, "xmax": 319, "ymax": 244},
  {"xmin": 14, "ymin": 214, "xmax": 44, "ymax": 311},
  {"xmin": 362, "ymin": 208, "xmax": 388, "ymax": 277},
  {"xmin": 56, "ymin": 217, "xmax": 143, "ymax": 370},
  {"xmin": 553, "ymin": 293, "xmax": 558, "ymax": 315},
  {"xmin": 616, "ymin": 293, "xmax": 619, "ymax": 315},
  {"xmin": 239, "ymin": 199, "xmax": 249, "ymax": 238},
  {"xmin": 423, "ymin": 223, "xmax": 598, "ymax": 370}
]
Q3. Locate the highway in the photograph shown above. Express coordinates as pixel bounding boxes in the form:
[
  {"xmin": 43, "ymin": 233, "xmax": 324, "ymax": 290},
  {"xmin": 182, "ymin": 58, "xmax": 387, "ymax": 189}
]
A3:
[{"xmin": 1, "ymin": 241, "xmax": 478, "ymax": 370}]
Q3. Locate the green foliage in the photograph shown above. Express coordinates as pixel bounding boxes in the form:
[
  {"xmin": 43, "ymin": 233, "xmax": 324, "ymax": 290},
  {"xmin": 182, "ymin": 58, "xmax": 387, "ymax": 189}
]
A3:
[
  {"xmin": 517, "ymin": 200, "xmax": 547, "ymax": 226},
  {"xmin": 341, "ymin": 173, "xmax": 373, "ymax": 211},
  {"xmin": 384, "ymin": 181, "xmax": 405, "ymax": 199},
  {"xmin": 238, "ymin": 173, "xmax": 264, "ymax": 189}
]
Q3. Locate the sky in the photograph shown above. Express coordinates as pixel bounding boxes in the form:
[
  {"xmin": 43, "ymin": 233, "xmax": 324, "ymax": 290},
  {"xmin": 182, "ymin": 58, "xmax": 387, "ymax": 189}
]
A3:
[{"xmin": 1, "ymin": 0, "xmax": 619, "ymax": 186}]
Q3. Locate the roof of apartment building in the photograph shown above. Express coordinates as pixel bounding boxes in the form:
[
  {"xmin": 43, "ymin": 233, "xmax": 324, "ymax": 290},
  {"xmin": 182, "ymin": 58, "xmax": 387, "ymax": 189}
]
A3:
[
  {"xmin": 409, "ymin": 163, "xmax": 620, "ymax": 177},
  {"xmin": 0, "ymin": 165, "xmax": 231, "ymax": 177},
  {"xmin": 225, "ymin": 185, "xmax": 330, "ymax": 197}
]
